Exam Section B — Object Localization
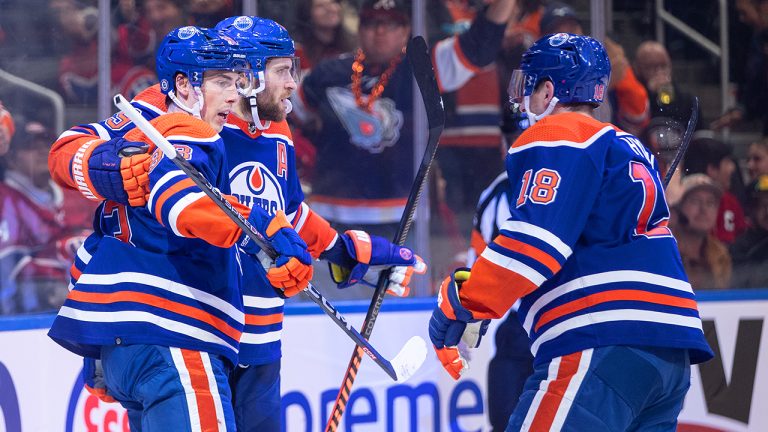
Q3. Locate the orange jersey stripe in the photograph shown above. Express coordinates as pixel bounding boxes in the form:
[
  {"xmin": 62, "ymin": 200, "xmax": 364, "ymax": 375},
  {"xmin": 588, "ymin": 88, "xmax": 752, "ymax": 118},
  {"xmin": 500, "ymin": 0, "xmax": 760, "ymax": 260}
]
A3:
[
  {"xmin": 460, "ymin": 256, "xmax": 538, "ymax": 319},
  {"xmin": 69, "ymin": 264, "xmax": 82, "ymax": 282},
  {"xmin": 296, "ymin": 208, "xmax": 337, "ymax": 259},
  {"xmin": 67, "ymin": 290, "xmax": 242, "ymax": 341},
  {"xmin": 153, "ymin": 178, "xmax": 196, "ymax": 222},
  {"xmin": 470, "ymin": 229, "xmax": 486, "ymax": 258},
  {"xmin": 180, "ymin": 349, "xmax": 220, "ymax": 432},
  {"xmin": 493, "ymin": 235, "xmax": 562, "ymax": 274},
  {"xmin": 245, "ymin": 313, "xmax": 284, "ymax": 326},
  {"xmin": 534, "ymin": 289, "xmax": 699, "ymax": 332},
  {"xmin": 511, "ymin": 112, "xmax": 612, "ymax": 150},
  {"xmin": 529, "ymin": 351, "xmax": 583, "ymax": 431}
]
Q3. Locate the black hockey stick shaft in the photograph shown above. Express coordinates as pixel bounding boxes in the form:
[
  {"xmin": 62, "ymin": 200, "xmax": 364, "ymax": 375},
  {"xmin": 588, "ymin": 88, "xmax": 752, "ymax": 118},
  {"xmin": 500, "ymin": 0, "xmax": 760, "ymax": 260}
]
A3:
[
  {"xmin": 114, "ymin": 95, "xmax": 406, "ymax": 381},
  {"xmin": 662, "ymin": 96, "xmax": 699, "ymax": 188},
  {"xmin": 325, "ymin": 36, "xmax": 445, "ymax": 432}
]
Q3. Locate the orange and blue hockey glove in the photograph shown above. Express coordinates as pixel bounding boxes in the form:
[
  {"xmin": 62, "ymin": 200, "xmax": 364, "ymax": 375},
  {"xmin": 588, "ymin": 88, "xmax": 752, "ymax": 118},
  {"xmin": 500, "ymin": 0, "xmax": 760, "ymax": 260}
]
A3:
[
  {"xmin": 74, "ymin": 137, "xmax": 152, "ymax": 206},
  {"xmin": 321, "ymin": 230, "xmax": 426, "ymax": 296},
  {"xmin": 239, "ymin": 209, "xmax": 313, "ymax": 297},
  {"xmin": 429, "ymin": 268, "xmax": 490, "ymax": 380}
]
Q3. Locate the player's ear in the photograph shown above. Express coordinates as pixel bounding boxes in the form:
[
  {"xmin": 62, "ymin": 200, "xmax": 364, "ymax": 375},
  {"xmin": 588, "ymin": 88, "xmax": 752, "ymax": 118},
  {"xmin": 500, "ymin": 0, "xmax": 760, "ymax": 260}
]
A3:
[{"xmin": 175, "ymin": 73, "xmax": 191, "ymax": 98}]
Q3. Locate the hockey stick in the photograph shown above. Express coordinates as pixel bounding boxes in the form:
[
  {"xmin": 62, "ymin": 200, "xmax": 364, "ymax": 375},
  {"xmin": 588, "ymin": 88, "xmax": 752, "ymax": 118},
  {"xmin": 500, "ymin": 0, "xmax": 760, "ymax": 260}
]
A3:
[
  {"xmin": 662, "ymin": 96, "xmax": 699, "ymax": 188},
  {"xmin": 113, "ymin": 94, "xmax": 427, "ymax": 382},
  {"xmin": 325, "ymin": 35, "xmax": 445, "ymax": 432}
]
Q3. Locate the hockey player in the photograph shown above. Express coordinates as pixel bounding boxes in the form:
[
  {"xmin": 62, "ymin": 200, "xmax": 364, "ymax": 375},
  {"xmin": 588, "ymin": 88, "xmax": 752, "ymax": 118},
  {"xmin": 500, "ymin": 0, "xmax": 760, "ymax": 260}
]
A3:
[
  {"xmin": 48, "ymin": 17, "xmax": 426, "ymax": 431},
  {"xmin": 48, "ymin": 27, "xmax": 314, "ymax": 431},
  {"xmin": 429, "ymin": 33, "xmax": 713, "ymax": 431}
]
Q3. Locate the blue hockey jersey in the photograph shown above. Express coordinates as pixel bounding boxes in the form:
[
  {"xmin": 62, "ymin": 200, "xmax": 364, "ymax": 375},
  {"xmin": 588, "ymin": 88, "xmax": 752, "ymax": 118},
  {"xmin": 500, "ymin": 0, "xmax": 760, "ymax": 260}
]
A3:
[
  {"xmin": 461, "ymin": 112, "xmax": 713, "ymax": 365},
  {"xmin": 49, "ymin": 112, "xmax": 247, "ymax": 366}
]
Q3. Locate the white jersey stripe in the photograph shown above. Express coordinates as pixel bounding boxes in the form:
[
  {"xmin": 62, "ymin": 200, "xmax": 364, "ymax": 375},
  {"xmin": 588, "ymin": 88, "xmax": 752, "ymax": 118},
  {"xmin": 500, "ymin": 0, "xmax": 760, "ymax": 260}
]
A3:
[
  {"xmin": 170, "ymin": 348, "xmax": 203, "ymax": 432},
  {"xmin": 508, "ymin": 125, "xmax": 614, "ymax": 155},
  {"xmin": 75, "ymin": 272, "xmax": 244, "ymax": 321},
  {"xmin": 240, "ymin": 330, "xmax": 282, "ymax": 345},
  {"xmin": 91, "ymin": 123, "xmax": 112, "ymax": 140},
  {"xmin": 523, "ymin": 271, "xmax": 693, "ymax": 333},
  {"xmin": 500, "ymin": 220, "xmax": 572, "ymax": 259},
  {"xmin": 531, "ymin": 309, "xmax": 704, "ymax": 356},
  {"xmin": 169, "ymin": 192, "xmax": 206, "ymax": 237},
  {"xmin": 292, "ymin": 202, "xmax": 310, "ymax": 233},
  {"xmin": 148, "ymin": 170, "xmax": 186, "ymax": 212},
  {"xmin": 165, "ymin": 134, "xmax": 220, "ymax": 144},
  {"xmin": 76, "ymin": 243, "xmax": 92, "ymax": 265},
  {"xmin": 243, "ymin": 295, "xmax": 284, "ymax": 309},
  {"xmin": 550, "ymin": 349, "xmax": 593, "ymax": 431},
  {"xmin": 200, "ymin": 352, "xmax": 227, "ymax": 432},
  {"xmin": 433, "ymin": 37, "xmax": 475, "ymax": 92},
  {"xmin": 521, "ymin": 356, "xmax": 562, "ymax": 431},
  {"xmin": 480, "ymin": 248, "xmax": 547, "ymax": 287},
  {"xmin": 59, "ymin": 307, "xmax": 238, "ymax": 351}
]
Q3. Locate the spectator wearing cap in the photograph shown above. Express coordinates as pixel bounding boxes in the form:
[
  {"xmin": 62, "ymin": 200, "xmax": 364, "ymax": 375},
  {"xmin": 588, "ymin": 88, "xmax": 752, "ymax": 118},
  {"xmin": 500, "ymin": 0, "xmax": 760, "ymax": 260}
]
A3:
[
  {"xmin": 670, "ymin": 174, "xmax": 732, "ymax": 290},
  {"xmin": 0, "ymin": 121, "xmax": 91, "ymax": 314},
  {"xmin": 633, "ymin": 40, "xmax": 702, "ymax": 127},
  {"xmin": 683, "ymin": 136, "xmax": 748, "ymax": 244},
  {"xmin": 730, "ymin": 175, "xmax": 768, "ymax": 288},
  {"xmin": 539, "ymin": 1, "xmax": 650, "ymax": 135},
  {"xmin": 294, "ymin": 0, "xmax": 515, "ymax": 298}
]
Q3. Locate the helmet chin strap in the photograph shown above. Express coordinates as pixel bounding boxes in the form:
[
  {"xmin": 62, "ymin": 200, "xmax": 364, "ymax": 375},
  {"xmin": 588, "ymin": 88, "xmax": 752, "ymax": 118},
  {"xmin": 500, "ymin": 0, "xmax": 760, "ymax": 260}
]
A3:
[
  {"xmin": 523, "ymin": 95, "xmax": 559, "ymax": 125},
  {"xmin": 249, "ymin": 70, "xmax": 270, "ymax": 131},
  {"xmin": 168, "ymin": 87, "xmax": 204, "ymax": 119}
]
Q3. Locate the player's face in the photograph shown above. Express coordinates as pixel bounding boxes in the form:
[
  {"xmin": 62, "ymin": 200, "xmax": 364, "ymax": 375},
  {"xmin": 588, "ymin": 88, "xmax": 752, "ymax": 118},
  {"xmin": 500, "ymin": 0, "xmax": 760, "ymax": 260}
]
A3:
[
  {"xmin": 359, "ymin": 17, "xmax": 410, "ymax": 64},
  {"xmin": 680, "ymin": 189, "xmax": 720, "ymax": 233},
  {"xmin": 199, "ymin": 71, "xmax": 240, "ymax": 132},
  {"xmin": 255, "ymin": 58, "xmax": 298, "ymax": 122},
  {"xmin": 747, "ymin": 142, "xmax": 768, "ymax": 181}
]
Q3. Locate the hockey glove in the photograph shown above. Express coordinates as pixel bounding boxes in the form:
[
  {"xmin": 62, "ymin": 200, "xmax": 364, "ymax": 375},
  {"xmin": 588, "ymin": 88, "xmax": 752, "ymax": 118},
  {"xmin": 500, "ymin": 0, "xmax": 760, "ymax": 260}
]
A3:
[
  {"xmin": 82, "ymin": 358, "xmax": 116, "ymax": 403},
  {"xmin": 75, "ymin": 137, "xmax": 151, "ymax": 206},
  {"xmin": 238, "ymin": 209, "xmax": 313, "ymax": 297},
  {"xmin": 321, "ymin": 230, "xmax": 426, "ymax": 296},
  {"xmin": 429, "ymin": 268, "xmax": 490, "ymax": 380}
]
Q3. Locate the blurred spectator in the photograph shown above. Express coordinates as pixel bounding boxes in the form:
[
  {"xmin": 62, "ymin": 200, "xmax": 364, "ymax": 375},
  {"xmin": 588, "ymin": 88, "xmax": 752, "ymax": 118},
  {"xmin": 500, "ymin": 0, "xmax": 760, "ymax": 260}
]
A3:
[
  {"xmin": 684, "ymin": 136, "xmax": 747, "ymax": 243},
  {"xmin": 188, "ymin": 0, "xmax": 235, "ymax": 27},
  {"xmin": 291, "ymin": 0, "xmax": 358, "ymax": 183},
  {"xmin": 50, "ymin": 0, "xmax": 156, "ymax": 104},
  {"xmin": 539, "ymin": 2, "xmax": 650, "ymax": 135},
  {"xmin": 640, "ymin": 116, "xmax": 685, "ymax": 203},
  {"xmin": 0, "ymin": 121, "xmax": 89, "ymax": 314},
  {"xmin": 294, "ymin": 0, "xmax": 357, "ymax": 77},
  {"xmin": 633, "ymin": 40, "xmax": 702, "ymax": 127},
  {"xmin": 711, "ymin": 0, "xmax": 768, "ymax": 134},
  {"xmin": 746, "ymin": 137, "xmax": 768, "ymax": 188},
  {"xmin": 427, "ymin": 0, "xmax": 506, "ymax": 227},
  {"xmin": 670, "ymin": 174, "xmax": 732, "ymax": 290},
  {"xmin": 730, "ymin": 175, "xmax": 768, "ymax": 288},
  {"xmin": 296, "ymin": 0, "xmax": 514, "ymax": 238}
]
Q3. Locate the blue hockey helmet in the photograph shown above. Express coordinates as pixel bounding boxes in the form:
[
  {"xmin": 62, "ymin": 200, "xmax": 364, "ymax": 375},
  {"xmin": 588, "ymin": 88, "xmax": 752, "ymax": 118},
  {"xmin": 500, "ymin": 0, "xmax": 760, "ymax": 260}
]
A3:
[
  {"xmin": 215, "ymin": 16, "xmax": 297, "ymax": 80},
  {"xmin": 508, "ymin": 33, "xmax": 611, "ymax": 106},
  {"xmin": 155, "ymin": 26, "xmax": 252, "ymax": 96},
  {"xmin": 215, "ymin": 16, "xmax": 299, "ymax": 129}
]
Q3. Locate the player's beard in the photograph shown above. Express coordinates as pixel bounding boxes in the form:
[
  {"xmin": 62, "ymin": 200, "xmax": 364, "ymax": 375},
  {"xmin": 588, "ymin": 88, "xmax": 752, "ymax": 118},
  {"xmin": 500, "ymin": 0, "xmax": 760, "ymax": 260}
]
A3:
[{"xmin": 255, "ymin": 89, "xmax": 287, "ymax": 122}]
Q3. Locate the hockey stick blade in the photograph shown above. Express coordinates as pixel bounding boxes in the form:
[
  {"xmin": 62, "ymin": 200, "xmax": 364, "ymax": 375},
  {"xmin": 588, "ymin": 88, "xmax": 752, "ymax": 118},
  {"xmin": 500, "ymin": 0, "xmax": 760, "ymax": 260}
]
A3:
[
  {"xmin": 391, "ymin": 336, "xmax": 428, "ymax": 383},
  {"xmin": 325, "ymin": 35, "xmax": 445, "ymax": 432},
  {"xmin": 113, "ymin": 94, "xmax": 415, "ymax": 382},
  {"xmin": 662, "ymin": 96, "xmax": 699, "ymax": 188}
]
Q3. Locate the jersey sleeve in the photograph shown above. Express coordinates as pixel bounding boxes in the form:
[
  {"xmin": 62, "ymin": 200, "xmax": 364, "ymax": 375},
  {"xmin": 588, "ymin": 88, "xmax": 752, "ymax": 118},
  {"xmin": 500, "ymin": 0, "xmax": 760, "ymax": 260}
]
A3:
[
  {"xmin": 129, "ymin": 113, "xmax": 251, "ymax": 248},
  {"xmin": 432, "ymin": 12, "xmax": 506, "ymax": 92},
  {"xmin": 460, "ymin": 117, "xmax": 613, "ymax": 319},
  {"xmin": 612, "ymin": 67, "xmax": 650, "ymax": 133},
  {"xmin": 48, "ymin": 87, "xmax": 165, "ymax": 201}
]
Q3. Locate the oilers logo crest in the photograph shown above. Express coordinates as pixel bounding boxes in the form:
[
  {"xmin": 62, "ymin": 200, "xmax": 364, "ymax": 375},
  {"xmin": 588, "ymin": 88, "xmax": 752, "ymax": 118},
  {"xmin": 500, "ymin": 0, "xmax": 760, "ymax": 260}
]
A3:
[{"xmin": 229, "ymin": 162, "xmax": 285, "ymax": 215}]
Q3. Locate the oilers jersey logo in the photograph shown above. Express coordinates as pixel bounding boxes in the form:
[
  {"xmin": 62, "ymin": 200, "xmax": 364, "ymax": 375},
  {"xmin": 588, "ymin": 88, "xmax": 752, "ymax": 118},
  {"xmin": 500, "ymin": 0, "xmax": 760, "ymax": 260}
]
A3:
[
  {"xmin": 229, "ymin": 162, "xmax": 285, "ymax": 215},
  {"xmin": 326, "ymin": 86, "xmax": 403, "ymax": 154}
]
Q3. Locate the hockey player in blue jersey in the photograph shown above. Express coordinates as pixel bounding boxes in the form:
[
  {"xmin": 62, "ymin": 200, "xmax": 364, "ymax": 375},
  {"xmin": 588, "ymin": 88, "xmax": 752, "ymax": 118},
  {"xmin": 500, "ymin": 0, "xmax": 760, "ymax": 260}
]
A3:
[
  {"xmin": 48, "ymin": 17, "xmax": 427, "ymax": 432},
  {"xmin": 429, "ymin": 33, "xmax": 713, "ymax": 431},
  {"xmin": 48, "ymin": 27, "xmax": 315, "ymax": 431}
]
